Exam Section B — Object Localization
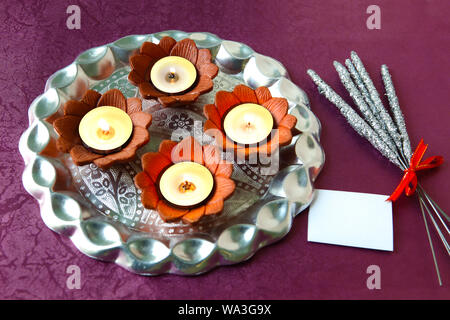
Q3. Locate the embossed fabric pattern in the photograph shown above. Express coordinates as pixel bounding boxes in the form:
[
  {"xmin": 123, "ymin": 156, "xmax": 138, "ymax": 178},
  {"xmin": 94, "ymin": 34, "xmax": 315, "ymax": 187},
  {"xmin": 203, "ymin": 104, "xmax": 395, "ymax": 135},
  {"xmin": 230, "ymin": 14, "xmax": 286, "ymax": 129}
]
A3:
[{"xmin": 1, "ymin": 0, "xmax": 449, "ymax": 299}]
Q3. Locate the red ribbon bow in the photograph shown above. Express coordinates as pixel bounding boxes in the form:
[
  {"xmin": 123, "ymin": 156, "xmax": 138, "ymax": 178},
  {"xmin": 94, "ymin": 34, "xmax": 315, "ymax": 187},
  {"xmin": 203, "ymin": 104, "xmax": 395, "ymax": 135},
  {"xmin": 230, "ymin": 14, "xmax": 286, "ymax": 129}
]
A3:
[{"xmin": 387, "ymin": 139, "xmax": 444, "ymax": 202}]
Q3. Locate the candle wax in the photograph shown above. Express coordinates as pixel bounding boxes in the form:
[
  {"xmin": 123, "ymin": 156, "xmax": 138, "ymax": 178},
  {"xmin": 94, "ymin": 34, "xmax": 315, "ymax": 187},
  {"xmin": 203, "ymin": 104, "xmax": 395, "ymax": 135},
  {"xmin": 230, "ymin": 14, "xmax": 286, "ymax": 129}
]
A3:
[
  {"xmin": 78, "ymin": 106, "xmax": 133, "ymax": 153},
  {"xmin": 223, "ymin": 103, "xmax": 274, "ymax": 145},
  {"xmin": 150, "ymin": 56, "xmax": 197, "ymax": 94},
  {"xmin": 159, "ymin": 161, "xmax": 214, "ymax": 207}
]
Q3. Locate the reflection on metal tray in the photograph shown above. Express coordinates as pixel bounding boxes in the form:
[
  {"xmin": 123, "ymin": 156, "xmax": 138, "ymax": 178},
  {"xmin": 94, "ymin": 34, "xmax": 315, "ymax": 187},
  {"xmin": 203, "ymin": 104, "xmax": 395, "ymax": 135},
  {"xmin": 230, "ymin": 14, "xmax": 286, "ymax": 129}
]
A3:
[{"xmin": 19, "ymin": 30, "xmax": 324, "ymax": 275}]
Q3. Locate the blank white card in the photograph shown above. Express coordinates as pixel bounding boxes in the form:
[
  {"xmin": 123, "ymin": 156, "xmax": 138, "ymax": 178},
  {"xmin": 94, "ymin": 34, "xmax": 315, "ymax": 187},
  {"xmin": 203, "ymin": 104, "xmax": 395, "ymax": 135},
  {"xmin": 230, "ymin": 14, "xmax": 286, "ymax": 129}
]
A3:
[{"xmin": 307, "ymin": 189, "xmax": 393, "ymax": 251}]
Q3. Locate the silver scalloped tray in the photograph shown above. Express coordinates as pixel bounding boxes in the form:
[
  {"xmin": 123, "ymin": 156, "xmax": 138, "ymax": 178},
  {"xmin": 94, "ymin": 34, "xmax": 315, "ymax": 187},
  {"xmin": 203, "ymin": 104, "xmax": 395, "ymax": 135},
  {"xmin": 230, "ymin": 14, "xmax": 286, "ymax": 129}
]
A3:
[{"xmin": 19, "ymin": 31, "xmax": 324, "ymax": 275}]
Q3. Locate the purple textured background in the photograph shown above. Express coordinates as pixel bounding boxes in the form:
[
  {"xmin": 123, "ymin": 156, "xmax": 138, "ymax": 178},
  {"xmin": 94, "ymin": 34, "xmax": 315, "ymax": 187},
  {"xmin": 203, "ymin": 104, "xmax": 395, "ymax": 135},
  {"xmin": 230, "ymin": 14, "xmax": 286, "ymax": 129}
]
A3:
[{"xmin": 1, "ymin": 0, "xmax": 449, "ymax": 299}]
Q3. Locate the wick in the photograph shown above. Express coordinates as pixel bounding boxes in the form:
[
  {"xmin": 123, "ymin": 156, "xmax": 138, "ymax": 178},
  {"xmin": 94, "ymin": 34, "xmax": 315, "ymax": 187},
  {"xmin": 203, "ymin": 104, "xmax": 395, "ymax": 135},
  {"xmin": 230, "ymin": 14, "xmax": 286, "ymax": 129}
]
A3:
[
  {"xmin": 167, "ymin": 68, "xmax": 178, "ymax": 83},
  {"xmin": 179, "ymin": 181, "xmax": 196, "ymax": 193},
  {"xmin": 245, "ymin": 121, "xmax": 254, "ymax": 130}
]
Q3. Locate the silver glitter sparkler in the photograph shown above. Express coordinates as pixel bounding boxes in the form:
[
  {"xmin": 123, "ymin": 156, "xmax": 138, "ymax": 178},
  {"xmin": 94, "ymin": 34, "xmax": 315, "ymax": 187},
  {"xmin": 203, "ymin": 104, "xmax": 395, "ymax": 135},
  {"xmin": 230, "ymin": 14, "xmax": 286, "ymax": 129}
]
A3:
[
  {"xmin": 306, "ymin": 69, "xmax": 401, "ymax": 167},
  {"xmin": 307, "ymin": 52, "xmax": 448, "ymax": 285},
  {"xmin": 350, "ymin": 52, "xmax": 404, "ymax": 153},
  {"xmin": 345, "ymin": 59, "xmax": 383, "ymax": 124},
  {"xmin": 381, "ymin": 64, "xmax": 413, "ymax": 160},
  {"xmin": 333, "ymin": 61, "xmax": 399, "ymax": 158}
]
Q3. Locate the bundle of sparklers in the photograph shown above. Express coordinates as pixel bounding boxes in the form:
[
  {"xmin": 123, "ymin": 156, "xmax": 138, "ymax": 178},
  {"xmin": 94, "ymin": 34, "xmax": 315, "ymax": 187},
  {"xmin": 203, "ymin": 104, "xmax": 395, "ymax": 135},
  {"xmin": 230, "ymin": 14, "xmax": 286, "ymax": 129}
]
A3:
[{"xmin": 307, "ymin": 52, "xmax": 448, "ymax": 285}]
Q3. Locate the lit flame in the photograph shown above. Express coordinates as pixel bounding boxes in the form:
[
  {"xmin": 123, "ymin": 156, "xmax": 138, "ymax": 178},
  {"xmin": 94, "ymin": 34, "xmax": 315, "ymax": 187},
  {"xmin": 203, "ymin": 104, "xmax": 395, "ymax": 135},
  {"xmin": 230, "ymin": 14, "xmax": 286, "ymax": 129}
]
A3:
[
  {"xmin": 98, "ymin": 118, "xmax": 110, "ymax": 134},
  {"xmin": 169, "ymin": 67, "xmax": 176, "ymax": 74}
]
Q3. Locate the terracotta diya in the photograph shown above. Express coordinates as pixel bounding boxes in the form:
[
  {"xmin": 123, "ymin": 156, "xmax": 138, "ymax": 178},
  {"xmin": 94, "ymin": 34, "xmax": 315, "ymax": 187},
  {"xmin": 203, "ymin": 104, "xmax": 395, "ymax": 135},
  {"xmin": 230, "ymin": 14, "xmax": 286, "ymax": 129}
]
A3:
[
  {"xmin": 128, "ymin": 36, "xmax": 219, "ymax": 107},
  {"xmin": 134, "ymin": 136, "xmax": 235, "ymax": 224},
  {"xmin": 53, "ymin": 89, "xmax": 152, "ymax": 169},
  {"xmin": 203, "ymin": 84, "xmax": 297, "ymax": 157}
]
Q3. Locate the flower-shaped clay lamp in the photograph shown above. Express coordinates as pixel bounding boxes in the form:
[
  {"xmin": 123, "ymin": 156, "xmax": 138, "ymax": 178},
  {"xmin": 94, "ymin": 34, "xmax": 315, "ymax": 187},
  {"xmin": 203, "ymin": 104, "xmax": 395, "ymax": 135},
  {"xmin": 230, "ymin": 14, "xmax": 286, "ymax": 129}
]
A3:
[
  {"xmin": 134, "ymin": 136, "xmax": 235, "ymax": 224},
  {"xmin": 203, "ymin": 84, "xmax": 297, "ymax": 157},
  {"xmin": 53, "ymin": 89, "xmax": 152, "ymax": 169},
  {"xmin": 128, "ymin": 36, "xmax": 218, "ymax": 107}
]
